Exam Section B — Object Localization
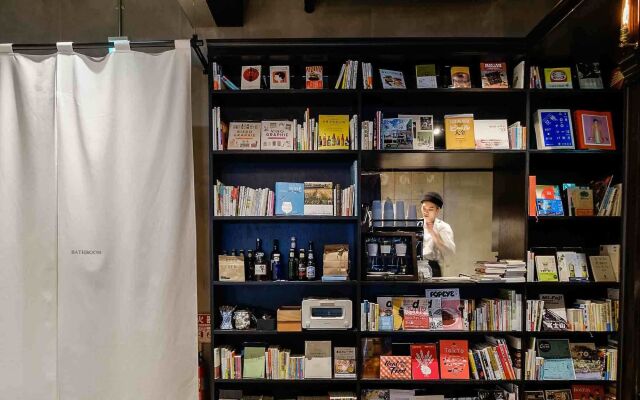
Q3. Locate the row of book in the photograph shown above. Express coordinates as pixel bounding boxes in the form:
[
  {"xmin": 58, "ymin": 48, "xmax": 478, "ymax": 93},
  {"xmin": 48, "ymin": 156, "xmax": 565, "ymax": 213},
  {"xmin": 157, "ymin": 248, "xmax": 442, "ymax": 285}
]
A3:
[
  {"xmin": 524, "ymin": 338, "xmax": 618, "ymax": 381},
  {"xmin": 525, "ymin": 386, "xmax": 615, "ymax": 400},
  {"xmin": 363, "ymin": 388, "xmax": 517, "ymax": 400},
  {"xmin": 529, "ymin": 247, "xmax": 620, "ymax": 283},
  {"xmin": 526, "ymin": 292, "xmax": 619, "ymax": 332},
  {"xmin": 531, "ymin": 178, "xmax": 621, "ymax": 219},
  {"xmin": 335, "ymin": 60, "xmax": 360, "ymax": 89},
  {"xmin": 529, "ymin": 64, "xmax": 608, "ymax": 90},
  {"xmin": 214, "ymin": 181, "xmax": 275, "ymax": 217},
  {"xmin": 219, "ymin": 393, "xmax": 356, "ymax": 400},
  {"xmin": 360, "ymin": 289, "xmax": 522, "ymax": 332},
  {"xmin": 533, "ymin": 109, "xmax": 616, "ymax": 151},
  {"xmin": 473, "ymin": 260, "xmax": 526, "ymax": 282}
]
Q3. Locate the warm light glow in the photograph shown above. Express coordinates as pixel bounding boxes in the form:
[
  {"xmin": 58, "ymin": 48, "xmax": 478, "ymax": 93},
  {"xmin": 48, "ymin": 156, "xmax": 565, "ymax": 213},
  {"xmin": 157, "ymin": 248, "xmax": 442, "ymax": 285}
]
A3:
[
  {"xmin": 621, "ymin": 0, "xmax": 631, "ymax": 45},
  {"xmin": 623, "ymin": 0, "xmax": 630, "ymax": 26},
  {"xmin": 433, "ymin": 128, "xmax": 442, "ymax": 135}
]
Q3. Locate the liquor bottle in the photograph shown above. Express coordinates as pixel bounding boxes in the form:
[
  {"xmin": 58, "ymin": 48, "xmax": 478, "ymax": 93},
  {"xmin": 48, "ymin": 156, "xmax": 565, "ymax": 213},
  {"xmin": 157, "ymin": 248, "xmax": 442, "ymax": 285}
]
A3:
[
  {"xmin": 287, "ymin": 236, "xmax": 298, "ymax": 281},
  {"xmin": 245, "ymin": 249, "xmax": 255, "ymax": 281},
  {"xmin": 271, "ymin": 239, "xmax": 283, "ymax": 281},
  {"xmin": 254, "ymin": 238, "xmax": 270, "ymax": 281},
  {"xmin": 306, "ymin": 241, "xmax": 316, "ymax": 280},
  {"xmin": 298, "ymin": 248, "xmax": 307, "ymax": 280}
]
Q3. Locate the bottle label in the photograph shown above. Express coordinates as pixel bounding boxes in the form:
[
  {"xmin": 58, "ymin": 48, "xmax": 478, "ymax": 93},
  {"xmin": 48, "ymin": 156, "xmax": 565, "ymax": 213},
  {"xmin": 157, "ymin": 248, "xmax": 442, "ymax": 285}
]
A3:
[
  {"xmin": 307, "ymin": 266, "xmax": 316, "ymax": 279},
  {"xmin": 255, "ymin": 263, "xmax": 267, "ymax": 275}
]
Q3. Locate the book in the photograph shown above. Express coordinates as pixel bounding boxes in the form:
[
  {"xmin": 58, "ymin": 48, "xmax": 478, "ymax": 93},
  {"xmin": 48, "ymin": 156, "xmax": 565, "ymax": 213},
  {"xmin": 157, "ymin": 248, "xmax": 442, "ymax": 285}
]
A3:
[
  {"xmin": 227, "ymin": 121, "xmax": 261, "ymax": 150},
  {"xmin": 303, "ymin": 182, "xmax": 334, "ymax": 216},
  {"xmin": 480, "ymin": 62, "xmax": 509, "ymax": 88},
  {"xmin": 571, "ymin": 385, "xmax": 605, "ymax": 400},
  {"xmin": 318, "ymin": 115, "xmax": 350, "ymax": 150},
  {"xmin": 334, "ymin": 347, "xmax": 356, "ymax": 378},
  {"xmin": 438, "ymin": 340, "xmax": 470, "ymax": 379},
  {"xmin": 241, "ymin": 65, "xmax": 262, "ymax": 90},
  {"xmin": 576, "ymin": 62, "xmax": 604, "ymax": 89},
  {"xmin": 574, "ymin": 110, "xmax": 615, "ymax": 150},
  {"xmin": 410, "ymin": 344, "xmax": 439, "ymax": 379},
  {"xmin": 544, "ymin": 67, "xmax": 573, "ymax": 89},
  {"xmin": 544, "ymin": 390, "xmax": 573, "ymax": 400},
  {"xmin": 567, "ymin": 187, "xmax": 594, "ymax": 216},
  {"xmin": 599, "ymin": 245, "xmax": 620, "ymax": 282},
  {"xmin": 260, "ymin": 120, "xmax": 295, "ymax": 151},
  {"xmin": 426, "ymin": 298, "xmax": 443, "ymax": 330},
  {"xmin": 556, "ymin": 251, "xmax": 580, "ymax": 282},
  {"xmin": 524, "ymin": 391, "xmax": 545, "ymax": 400},
  {"xmin": 379, "ymin": 69, "xmax": 406, "ymax": 89},
  {"xmin": 570, "ymin": 343, "xmax": 602, "ymax": 379},
  {"xmin": 450, "ymin": 66, "xmax": 471, "ymax": 88},
  {"xmin": 416, "ymin": 64, "xmax": 438, "ymax": 88},
  {"xmin": 589, "ymin": 255, "xmax": 616, "ymax": 282},
  {"xmin": 306, "ymin": 66, "xmax": 323, "ymax": 89},
  {"xmin": 275, "ymin": 182, "xmax": 304, "ymax": 216},
  {"xmin": 539, "ymin": 294, "xmax": 569, "ymax": 331},
  {"xmin": 529, "ymin": 176, "xmax": 538, "ymax": 216},
  {"xmin": 243, "ymin": 345, "xmax": 266, "ymax": 378},
  {"xmin": 398, "ymin": 114, "xmax": 435, "ymax": 150},
  {"xmin": 363, "ymin": 390, "xmax": 390, "ymax": 400},
  {"xmin": 513, "ymin": 61, "xmax": 526, "ymax": 89},
  {"xmin": 535, "ymin": 255, "xmax": 559, "ymax": 281},
  {"xmin": 474, "ymin": 119, "xmax": 510, "ymax": 149},
  {"xmin": 380, "ymin": 355, "xmax": 412, "ymax": 379},
  {"xmin": 381, "ymin": 118, "xmax": 413, "ymax": 150},
  {"xmin": 269, "ymin": 65, "xmax": 290, "ymax": 89},
  {"xmin": 444, "ymin": 114, "xmax": 475, "ymax": 149},
  {"xmin": 425, "ymin": 288, "xmax": 463, "ymax": 330},
  {"xmin": 534, "ymin": 109, "xmax": 575, "ymax": 149},
  {"xmin": 402, "ymin": 298, "xmax": 429, "ymax": 330},
  {"xmin": 536, "ymin": 339, "xmax": 576, "ymax": 380},
  {"xmin": 536, "ymin": 185, "xmax": 564, "ymax": 216},
  {"xmin": 392, "ymin": 297, "xmax": 404, "ymax": 331},
  {"xmin": 304, "ymin": 341, "xmax": 332, "ymax": 378}
]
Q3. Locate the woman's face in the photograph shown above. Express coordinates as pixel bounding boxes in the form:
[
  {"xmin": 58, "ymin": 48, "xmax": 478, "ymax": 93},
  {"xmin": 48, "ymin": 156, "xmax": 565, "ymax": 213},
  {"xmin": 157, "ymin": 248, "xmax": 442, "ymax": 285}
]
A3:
[{"xmin": 421, "ymin": 201, "xmax": 440, "ymax": 221}]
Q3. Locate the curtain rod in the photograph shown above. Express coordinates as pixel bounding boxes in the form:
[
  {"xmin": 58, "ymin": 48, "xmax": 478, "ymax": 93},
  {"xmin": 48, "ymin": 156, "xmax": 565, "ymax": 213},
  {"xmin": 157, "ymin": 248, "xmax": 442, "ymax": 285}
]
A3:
[{"xmin": 10, "ymin": 39, "xmax": 204, "ymax": 51}]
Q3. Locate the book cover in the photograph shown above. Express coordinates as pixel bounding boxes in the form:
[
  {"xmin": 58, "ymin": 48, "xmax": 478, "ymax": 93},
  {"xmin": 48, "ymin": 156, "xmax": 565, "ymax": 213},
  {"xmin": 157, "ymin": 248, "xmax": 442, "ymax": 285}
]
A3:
[
  {"xmin": 306, "ymin": 66, "xmax": 323, "ymax": 89},
  {"xmin": 524, "ymin": 391, "xmax": 545, "ymax": 400},
  {"xmin": 567, "ymin": 187, "xmax": 594, "ymax": 216},
  {"xmin": 536, "ymin": 185, "xmax": 565, "ymax": 216},
  {"xmin": 243, "ymin": 345, "xmax": 266, "ymax": 378},
  {"xmin": 398, "ymin": 114, "xmax": 435, "ymax": 150},
  {"xmin": 269, "ymin": 65, "xmax": 290, "ymax": 89},
  {"xmin": 227, "ymin": 121, "xmax": 261, "ymax": 150},
  {"xmin": 474, "ymin": 119, "xmax": 510, "ymax": 149},
  {"xmin": 544, "ymin": 67, "xmax": 573, "ymax": 89},
  {"xmin": 574, "ymin": 110, "xmax": 615, "ymax": 150},
  {"xmin": 534, "ymin": 109, "xmax": 575, "ymax": 149},
  {"xmin": 537, "ymin": 339, "xmax": 576, "ymax": 380},
  {"xmin": 261, "ymin": 120, "xmax": 295, "ymax": 151},
  {"xmin": 362, "ymin": 337, "xmax": 392, "ymax": 379},
  {"xmin": 380, "ymin": 355, "xmax": 411, "ymax": 379},
  {"xmin": 377, "ymin": 296, "xmax": 394, "ymax": 331},
  {"xmin": 450, "ymin": 66, "xmax": 471, "ymax": 88},
  {"xmin": 275, "ymin": 182, "xmax": 304, "ymax": 216},
  {"xmin": 304, "ymin": 182, "xmax": 334, "ymax": 216},
  {"xmin": 241, "ymin": 65, "xmax": 262, "ymax": 90},
  {"xmin": 392, "ymin": 297, "xmax": 404, "ymax": 331},
  {"xmin": 304, "ymin": 341, "xmax": 332, "ymax": 379},
  {"xmin": 513, "ymin": 61, "xmax": 526, "ymax": 89},
  {"xmin": 427, "ymin": 298, "xmax": 443, "ymax": 330},
  {"xmin": 363, "ymin": 390, "xmax": 390, "ymax": 400},
  {"xmin": 480, "ymin": 62, "xmax": 509, "ymax": 88},
  {"xmin": 539, "ymin": 294, "xmax": 569, "ymax": 331},
  {"xmin": 535, "ymin": 255, "xmax": 559, "ymax": 281},
  {"xmin": 589, "ymin": 256, "xmax": 616, "ymax": 282},
  {"xmin": 425, "ymin": 288, "xmax": 462, "ymax": 330},
  {"xmin": 334, "ymin": 347, "xmax": 357, "ymax": 378},
  {"xmin": 600, "ymin": 245, "xmax": 620, "ymax": 282},
  {"xmin": 576, "ymin": 62, "xmax": 604, "ymax": 89},
  {"xmin": 444, "ymin": 114, "xmax": 475, "ymax": 149},
  {"xmin": 570, "ymin": 343, "xmax": 602, "ymax": 380},
  {"xmin": 382, "ymin": 118, "xmax": 413, "ymax": 150},
  {"xmin": 438, "ymin": 340, "xmax": 470, "ymax": 379},
  {"xmin": 416, "ymin": 64, "xmax": 438, "ymax": 88},
  {"xmin": 556, "ymin": 251, "xmax": 580, "ymax": 282},
  {"xmin": 410, "ymin": 344, "xmax": 439, "ymax": 379},
  {"xmin": 574, "ymin": 253, "xmax": 590, "ymax": 281},
  {"xmin": 379, "ymin": 69, "xmax": 406, "ymax": 89},
  {"xmin": 318, "ymin": 115, "xmax": 350, "ymax": 150},
  {"xmin": 571, "ymin": 385, "xmax": 605, "ymax": 400},
  {"xmin": 544, "ymin": 390, "xmax": 573, "ymax": 400},
  {"xmin": 402, "ymin": 298, "xmax": 429, "ymax": 330}
]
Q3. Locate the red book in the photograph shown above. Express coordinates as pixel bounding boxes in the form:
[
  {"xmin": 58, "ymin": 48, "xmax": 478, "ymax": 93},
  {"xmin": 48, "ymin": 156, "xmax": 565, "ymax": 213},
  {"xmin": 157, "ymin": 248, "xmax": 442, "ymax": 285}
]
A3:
[
  {"xmin": 411, "ymin": 344, "xmax": 439, "ymax": 380},
  {"xmin": 529, "ymin": 176, "xmax": 537, "ymax": 216},
  {"xmin": 571, "ymin": 384, "xmax": 605, "ymax": 400},
  {"xmin": 379, "ymin": 355, "xmax": 412, "ymax": 380},
  {"xmin": 403, "ymin": 298, "xmax": 430, "ymax": 330},
  {"xmin": 574, "ymin": 110, "xmax": 615, "ymax": 150},
  {"xmin": 439, "ymin": 340, "xmax": 470, "ymax": 380}
]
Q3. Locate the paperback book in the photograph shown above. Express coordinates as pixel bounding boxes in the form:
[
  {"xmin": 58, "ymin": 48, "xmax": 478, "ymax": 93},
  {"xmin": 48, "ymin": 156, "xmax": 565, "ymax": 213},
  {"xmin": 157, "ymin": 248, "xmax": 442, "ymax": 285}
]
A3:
[
  {"xmin": 379, "ymin": 69, "xmax": 406, "ymax": 89},
  {"xmin": 589, "ymin": 255, "xmax": 616, "ymax": 282},
  {"xmin": 410, "ymin": 344, "xmax": 439, "ymax": 379},
  {"xmin": 416, "ymin": 64, "xmax": 438, "ymax": 88},
  {"xmin": 536, "ymin": 339, "xmax": 576, "ymax": 380},
  {"xmin": 444, "ymin": 114, "xmax": 475, "ymax": 150},
  {"xmin": 425, "ymin": 288, "xmax": 463, "ymax": 330},
  {"xmin": 261, "ymin": 120, "xmax": 295, "ymax": 150},
  {"xmin": 576, "ymin": 62, "xmax": 604, "ymax": 89},
  {"xmin": 534, "ymin": 109, "xmax": 575, "ymax": 150},
  {"xmin": 398, "ymin": 114, "xmax": 435, "ymax": 150},
  {"xmin": 318, "ymin": 115, "xmax": 350, "ymax": 150},
  {"xmin": 574, "ymin": 110, "xmax": 615, "ymax": 150},
  {"xmin": 570, "ymin": 343, "xmax": 602, "ymax": 380},
  {"xmin": 438, "ymin": 340, "xmax": 470, "ymax": 379},
  {"xmin": 381, "ymin": 118, "xmax": 413, "ymax": 150},
  {"xmin": 241, "ymin": 65, "xmax": 262, "ymax": 90},
  {"xmin": 402, "ymin": 297, "xmax": 429, "ymax": 330},
  {"xmin": 544, "ymin": 389, "xmax": 572, "ymax": 400},
  {"xmin": 380, "ymin": 355, "xmax": 412, "ymax": 379},
  {"xmin": 275, "ymin": 182, "xmax": 304, "ymax": 216},
  {"xmin": 480, "ymin": 62, "xmax": 509, "ymax": 88},
  {"xmin": 539, "ymin": 294, "xmax": 569, "ymax": 331},
  {"xmin": 535, "ymin": 255, "xmax": 559, "ymax": 281},
  {"xmin": 269, "ymin": 65, "xmax": 290, "ymax": 89},
  {"xmin": 334, "ymin": 347, "xmax": 357, "ymax": 378},
  {"xmin": 306, "ymin": 66, "xmax": 323, "ymax": 89},
  {"xmin": 544, "ymin": 67, "xmax": 573, "ymax": 89},
  {"xmin": 227, "ymin": 121, "xmax": 261, "ymax": 150},
  {"xmin": 571, "ymin": 385, "xmax": 605, "ymax": 400},
  {"xmin": 303, "ymin": 182, "xmax": 334, "ymax": 216},
  {"xmin": 535, "ymin": 185, "xmax": 565, "ymax": 216},
  {"xmin": 473, "ymin": 119, "xmax": 510, "ymax": 149},
  {"xmin": 450, "ymin": 66, "xmax": 471, "ymax": 88}
]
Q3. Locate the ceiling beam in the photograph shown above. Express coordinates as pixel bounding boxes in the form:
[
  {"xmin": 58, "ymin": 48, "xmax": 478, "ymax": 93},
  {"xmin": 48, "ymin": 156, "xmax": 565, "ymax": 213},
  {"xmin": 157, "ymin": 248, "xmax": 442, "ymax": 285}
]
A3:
[
  {"xmin": 206, "ymin": 0, "xmax": 244, "ymax": 27},
  {"xmin": 526, "ymin": 0, "xmax": 585, "ymax": 47}
]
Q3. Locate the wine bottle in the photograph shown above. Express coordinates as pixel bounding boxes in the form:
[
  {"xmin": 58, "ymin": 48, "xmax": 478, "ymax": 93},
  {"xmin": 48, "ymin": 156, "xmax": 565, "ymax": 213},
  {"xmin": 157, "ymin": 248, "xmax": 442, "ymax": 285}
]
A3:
[
  {"xmin": 271, "ymin": 239, "xmax": 283, "ymax": 281},
  {"xmin": 245, "ymin": 249, "xmax": 254, "ymax": 281},
  {"xmin": 306, "ymin": 241, "xmax": 316, "ymax": 280},
  {"xmin": 254, "ymin": 238, "xmax": 270, "ymax": 281},
  {"xmin": 298, "ymin": 248, "xmax": 307, "ymax": 280},
  {"xmin": 288, "ymin": 236, "xmax": 298, "ymax": 281}
]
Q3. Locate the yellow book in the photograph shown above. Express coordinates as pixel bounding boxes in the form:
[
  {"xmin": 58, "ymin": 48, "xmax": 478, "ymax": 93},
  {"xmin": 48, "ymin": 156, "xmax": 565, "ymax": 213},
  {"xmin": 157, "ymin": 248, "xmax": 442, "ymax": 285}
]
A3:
[
  {"xmin": 444, "ymin": 114, "xmax": 475, "ymax": 149},
  {"xmin": 543, "ymin": 67, "xmax": 573, "ymax": 89},
  {"xmin": 392, "ymin": 297, "xmax": 404, "ymax": 330},
  {"xmin": 318, "ymin": 115, "xmax": 350, "ymax": 150}
]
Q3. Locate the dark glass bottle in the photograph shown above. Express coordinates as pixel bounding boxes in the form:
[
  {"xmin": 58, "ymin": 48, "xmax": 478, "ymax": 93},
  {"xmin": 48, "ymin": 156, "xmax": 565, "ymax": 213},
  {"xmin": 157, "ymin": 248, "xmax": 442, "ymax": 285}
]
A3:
[
  {"xmin": 245, "ymin": 249, "xmax": 254, "ymax": 280},
  {"xmin": 271, "ymin": 239, "xmax": 283, "ymax": 281},
  {"xmin": 254, "ymin": 238, "xmax": 270, "ymax": 281},
  {"xmin": 298, "ymin": 248, "xmax": 307, "ymax": 280},
  {"xmin": 306, "ymin": 241, "xmax": 316, "ymax": 280},
  {"xmin": 287, "ymin": 236, "xmax": 298, "ymax": 281}
]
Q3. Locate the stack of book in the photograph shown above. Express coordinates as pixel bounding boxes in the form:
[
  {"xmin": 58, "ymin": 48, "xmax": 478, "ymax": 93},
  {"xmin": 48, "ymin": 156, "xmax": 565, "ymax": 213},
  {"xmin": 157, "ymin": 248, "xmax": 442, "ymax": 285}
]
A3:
[
  {"xmin": 508, "ymin": 121, "xmax": 527, "ymax": 150},
  {"xmin": 214, "ymin": 181, "xmax": 275, "ymax": 217},
  {"xmin": 361, "ymin": 62, "xmax": 373, "ymax": 89},
  {"xmin": 473, "ymin": 290, "xmax": 522, "ymax": 332},
  {"xmin": 265, "ymin": 346, "xmax": 305, "ymax": 379},
  {"xmin": 473, "ymin": 260, "xmax": 526, "ymax": 282},
  {"xmin": 215, "ymin": 346, "xmax": 242, "ymax": 379},
  {"xmin": 335, "ymin": 60, "xmax": 359, "ymax": 89},
  {"xmin": 363, "ymin": 388, "xmax": 518, "ymax": 400},
  {"xmin": 526, "ymin": 292, "xmax": 619, "ymax": 332}
]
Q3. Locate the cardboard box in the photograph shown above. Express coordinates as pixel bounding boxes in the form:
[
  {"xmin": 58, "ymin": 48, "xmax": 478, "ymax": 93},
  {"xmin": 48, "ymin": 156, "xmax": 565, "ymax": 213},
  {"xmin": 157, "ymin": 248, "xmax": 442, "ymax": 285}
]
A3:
[
  {"xmin": 218, "ymin": 255, "xmax": 245, "ymax": 281},
  {"xmin": 323, "ymin": 244, "xmax": 349, "ymax": 276},
  {"xmin": 277, "ymin": 306, "xmax": 302, "ymax": 332}
]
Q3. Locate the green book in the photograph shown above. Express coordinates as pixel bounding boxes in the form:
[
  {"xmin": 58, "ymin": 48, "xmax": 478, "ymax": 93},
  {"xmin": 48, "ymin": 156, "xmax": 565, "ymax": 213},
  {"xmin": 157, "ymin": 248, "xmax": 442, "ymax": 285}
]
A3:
[
  {"xmin": 416, "ymin": 64, "xmax": 438, "ymax": 88},
  {"xmin": 243, "ymin": 346, "xmax": 266, "ymax": 378},
  {"xmin": 535, "ymin": 255, "xmax": 559, "ymax": 281}
]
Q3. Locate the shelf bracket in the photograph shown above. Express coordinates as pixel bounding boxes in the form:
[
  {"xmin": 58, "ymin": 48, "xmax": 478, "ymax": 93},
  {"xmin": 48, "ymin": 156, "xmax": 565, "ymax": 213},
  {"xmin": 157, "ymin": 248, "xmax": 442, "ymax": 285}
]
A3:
[{"xmin": 191, "ymin": 34, "xmax": 208, "ymax": 75}]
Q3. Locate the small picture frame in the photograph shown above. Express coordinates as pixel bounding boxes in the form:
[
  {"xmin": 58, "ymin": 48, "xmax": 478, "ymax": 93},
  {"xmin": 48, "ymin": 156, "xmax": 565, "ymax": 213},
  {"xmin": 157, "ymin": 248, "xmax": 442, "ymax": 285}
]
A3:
[{"xmin": 574, "ymin": 110, "xmax": 616, "ymax": 150}]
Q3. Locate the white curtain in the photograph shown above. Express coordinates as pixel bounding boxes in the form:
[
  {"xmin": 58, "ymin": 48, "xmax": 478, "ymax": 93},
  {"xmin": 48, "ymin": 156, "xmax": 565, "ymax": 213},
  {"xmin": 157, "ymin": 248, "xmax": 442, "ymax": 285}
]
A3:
[{"xmin": 0, "ymin": 51, "xmax": 58, "ymax": 400}]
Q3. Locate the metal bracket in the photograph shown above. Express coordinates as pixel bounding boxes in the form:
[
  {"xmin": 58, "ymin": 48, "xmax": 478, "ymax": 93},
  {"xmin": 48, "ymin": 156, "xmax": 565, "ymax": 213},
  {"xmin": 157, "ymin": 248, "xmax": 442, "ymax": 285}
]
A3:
[{"xmin": 191, "ymin": 35, "xmax": 208, "ymax": 75}]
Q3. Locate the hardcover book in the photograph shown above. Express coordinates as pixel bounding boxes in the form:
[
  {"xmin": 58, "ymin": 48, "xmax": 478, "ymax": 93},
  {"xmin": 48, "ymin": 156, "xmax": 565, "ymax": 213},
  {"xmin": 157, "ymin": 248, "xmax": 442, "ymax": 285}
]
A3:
[
  {"xmin": 402, "ymin": 298, "xmax": 429, "ymax": 330},
  {"xmin": 438, "ymin": 340, "xmax": 470, "ymax": 379},
  {"xmin": 576, "ymin": 62, "xmax": 604, "ymax": 89},
  {"xmin": 473, "ymin": 119, "xmax": 510, "ymax": 149},
  {"xmin": 544, "ymin": 389, "xmax": 573, "ymax": 400},
  {"xmin": 334, "ymin": 347, "xmax": 357, "ymax": 378},
  {"xmin": 410, "ymin": 343, "xmax": 439, "ymax": 379},
  {"xmin": 444, "ymin": 114, "xmax": 475, "ymax": 150},
  {"xmin": 416, "ymin": 64, "xmax": 438, "ymax": 88},
  {"xmin": 536, "ymin": 185, "xmax": 565, "ymax": 216},
  {"xmin": 380, "ymin": 355, "xmax": 412, "ymax": 379},
  {"xmin": 571, "ymin": 385, "xmax": 605, "ymax": 400},
  {"xmin": 534, "ymin": 109, "xmax": 575, "ymax": 150},
  {"xmin": 318, "ymin": 115, "xmax": 350, "ymax": 150},
  {"xmin": 261, "ymin": 120, "xmax": 295, "ymax": 151},
  {"xmin": 570, "ymin": 343, "xmax": 602, "ymax": 380},
  {"xmin": 450, "ymin": 66, "xmax": 471, "ymax": 88},
  {"xmin": 227, "ymin": 121, "xmax": 262, "ymax": 150},
  {"xmin": 544, "ymin": 67, "xmax": 573, "ymax": 89},
  {"xmin": 382, "ymin": 118, "xmax": 413, "ymax": 150},
  {"xmin": 275, "ymin": 182, "xmax": 304, "ymax": 216},
  {"xmin": 536, "ymin": 339, "xmax": 576, "ymax": 380},
  {"xmin": 480, "ymin": 62, "xmax": 509, "ymax": 88},
  {"xmin": 379, "ymin": 69, "xmax": 406, "ymax": 89},
  {"xmin": 306, "ymin": 66, "xmax": 323, "ymax": 89},
  {"xmin": 589, "ymin": 255, "xmax": 616, "ymax": 282},
  {"xmin": 398, "ymin": 114, "xmax": 435, "ymax": 150},
  {"xmin": 303, "ymin": 182, "xmax": 334, "ymax": 216},
  {"xmin": 269, "ymin": 65, "xmax": 290, "ymax": 89},
  {"xmin": 241, "ymin": 65, "xmax": 262, "ymax": 90},
  {"xmin": 539, "ymin": 294, "xmax": 569, "ymax": 331},
  {"xmin": 574, "ymin": 110, "xmax": 615, "ymax": 150},
  {"xmin": 535, "ymin": 255, "xmax": 559, "ymax": 281}
]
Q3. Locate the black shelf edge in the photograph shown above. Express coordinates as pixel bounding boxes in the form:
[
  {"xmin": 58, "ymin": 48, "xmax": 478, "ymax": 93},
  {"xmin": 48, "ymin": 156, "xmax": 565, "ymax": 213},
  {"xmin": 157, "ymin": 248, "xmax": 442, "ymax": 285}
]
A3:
[
  {"xmin": 362, "ymin": 150, "xmax": 526, "ymax": 155},
  {"xmin": 363, "ymin": 88, "xmax": 527, "ymax": 95},
  {"xmin": 528, "ymin": 88, "xmax": 623, "ymax": 95},
  {"xmin": 528, "ymin": 149, "xmax": 622, "ymax": 155},
  {"xmin": 360, "ymin": 330, "xmax": 521, "ymax": 336},
  {"xmin": 528, "ymin": 216, "xmax": 622, "ymax": 221},
  {"xmin": 524, "ymin": 330, "xmax": 618, "ymax": 336},
  {"xmin": 525, "ymin": 281, "xmax": 619, "ymax": 287},
  {"xmin": 360, "ymin": 379, "xmax": 521, "ymax": 385},
  {"xmin": 212, "ymin": 216, "xmax": 359, "ymax": 222},
  {"xmin": 360, "ymin": 280, "xmax": 525, "ymax": 287},
  {"xmin": 213, "ymin": 329, "xmax": 358, "ymax": 335},
  {"xmin": 211, "ymin": 89, "xmax": 357, "ymax": 95},
  {"xmin": 213, "ymin": 280, "xmax": 357, "ymax": 286},
  {"xmin": 523, "ymin": 379, "xmax": 616, "ymax": 384},
  {"xmin": 211, "ymin": 150, "xmax": 359, "ymax": 157},
  {"xmin": 213, "ymin": 378, "xmax": 357, "ymax": 384}
]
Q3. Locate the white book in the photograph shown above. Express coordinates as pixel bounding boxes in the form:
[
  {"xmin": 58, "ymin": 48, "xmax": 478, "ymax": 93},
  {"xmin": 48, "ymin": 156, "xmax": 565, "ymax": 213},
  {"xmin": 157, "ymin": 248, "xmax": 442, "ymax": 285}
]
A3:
[
  {"xmin": 474, "ymin": 119, "xmax": 510, "ymax": 149},
  {"xmin": 600, "ymin": 244, "xmax": 621, "ymax": 282},
  {"xmin": 260, "ymin": 120, "xmax": 295, "ymax": 151},
  {"xmin": 269, "ymin": 65, "xmax": 290, "ymax": 89},
  {"xmin": 241, "ymin": 65, "xmax": 262, "ymax": 90},
  {"xmin": 556, "ymin": 251, "xmax": 578, "ymax": 282},
  {"xmin": 539, "ymin": 294, "xmax": 569, "ymax": 331},
  {"xmin": 513, "ymin": 61, "xmax": 525, "ymax": 89},
  {"xmin": 304, "ymin": 341, "xmax": 332, "ymax": 378}
]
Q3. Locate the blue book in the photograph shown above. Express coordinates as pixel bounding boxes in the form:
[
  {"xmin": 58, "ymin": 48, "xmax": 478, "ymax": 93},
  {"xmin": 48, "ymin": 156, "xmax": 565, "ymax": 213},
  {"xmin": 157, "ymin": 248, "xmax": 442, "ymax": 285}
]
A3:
[
  {"xmin": 379, "ymin": 315, "xmax": 394, "ymax": 331},
  {"xmin": 275, "ymin": 182, "xmax": 304, "ymax": 216},
  {"xmin": 381, "ymin": 118, "xmax": 413, "ymax": 150},
  {"xmin": 537, "ymin": 339, "xmax": 577, "ymax": 380},
  {"xmin": 535, "ymin": 185, "xmax": 565, "ymax": 216},
  {"xmin": 534, "ymin": 109, "xmax": 575, "ymax": 150}
]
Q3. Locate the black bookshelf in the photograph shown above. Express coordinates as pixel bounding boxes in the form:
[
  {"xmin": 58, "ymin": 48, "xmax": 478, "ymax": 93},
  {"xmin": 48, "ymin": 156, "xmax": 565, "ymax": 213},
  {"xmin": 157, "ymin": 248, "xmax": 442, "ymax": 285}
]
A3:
[{"xmin": 207, "ymin": 37, "xmax": 627, "ymax": 400}]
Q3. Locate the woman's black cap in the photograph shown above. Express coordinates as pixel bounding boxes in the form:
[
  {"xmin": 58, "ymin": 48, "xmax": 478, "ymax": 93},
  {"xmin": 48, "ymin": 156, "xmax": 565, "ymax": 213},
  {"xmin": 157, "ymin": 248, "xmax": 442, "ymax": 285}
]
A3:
[{"xmin": 420, "ymin": 192, "xmax": 443, "ymax": 208}]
